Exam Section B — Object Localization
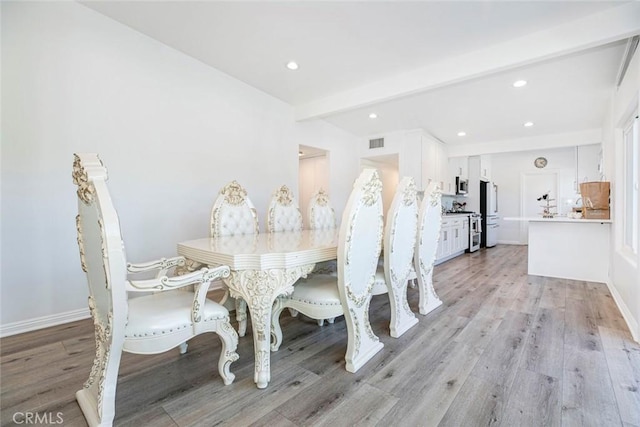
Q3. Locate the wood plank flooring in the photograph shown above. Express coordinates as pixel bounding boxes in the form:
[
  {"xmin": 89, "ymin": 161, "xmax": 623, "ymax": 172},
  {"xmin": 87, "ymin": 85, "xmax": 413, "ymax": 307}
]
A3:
[{"xmin": 2, "ymin": 245, "xmax": 639, "ymax": 426}]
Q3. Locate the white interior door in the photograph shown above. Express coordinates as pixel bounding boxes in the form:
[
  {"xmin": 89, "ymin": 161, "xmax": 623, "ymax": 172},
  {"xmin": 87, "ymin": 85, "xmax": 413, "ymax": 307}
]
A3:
[{"xmin": 521, "ymin": 172, "xmax": 558, "ymax": 243}]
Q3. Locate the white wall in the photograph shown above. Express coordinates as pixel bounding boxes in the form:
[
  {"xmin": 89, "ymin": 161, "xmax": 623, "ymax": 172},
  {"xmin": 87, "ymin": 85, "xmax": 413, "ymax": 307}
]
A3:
[
  {"xmin": 491, "ymin": 145, "xmax": 600, "ymax": 244},
  {"xmin": 0, "ymin": 2, "xmax": 360, "ymax": 332},
  {"xmin": 602, "ymin": 43, "xmax": 640, "ymax": 341},
  {"xmin": 298, "ymin": 154, "xmax": 329, "ymax": 229},
  {"xmin": 360, "ymin": 157, "xmax": 399, "ymax": 216}
]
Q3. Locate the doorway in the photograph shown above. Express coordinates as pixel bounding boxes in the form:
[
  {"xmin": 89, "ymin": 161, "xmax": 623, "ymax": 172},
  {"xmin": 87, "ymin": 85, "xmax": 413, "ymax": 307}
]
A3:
[
  {"xmin": 360, "ymin": 154, "xmax": 399, "ymax": 217},
  {"xmin": 299, "ymin": 145, "xmax": 329, "ymax": 229}
]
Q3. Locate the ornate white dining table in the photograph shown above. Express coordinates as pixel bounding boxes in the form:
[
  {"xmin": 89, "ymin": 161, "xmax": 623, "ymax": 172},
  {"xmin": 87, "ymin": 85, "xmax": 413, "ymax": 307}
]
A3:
[{"xmin": 177, "ymin": 228, "xmax": 338, "ymax": 389}]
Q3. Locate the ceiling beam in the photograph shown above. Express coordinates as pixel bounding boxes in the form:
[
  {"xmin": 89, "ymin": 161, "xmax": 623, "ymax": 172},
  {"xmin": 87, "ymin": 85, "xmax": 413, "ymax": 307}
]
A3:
[
  {"xmin": 447, "ymin": 129, "xmax": 602, "ymax": 158},
  {"xmin": 295, "ymin": 2, "xmax": 640, "ymax": 121}
]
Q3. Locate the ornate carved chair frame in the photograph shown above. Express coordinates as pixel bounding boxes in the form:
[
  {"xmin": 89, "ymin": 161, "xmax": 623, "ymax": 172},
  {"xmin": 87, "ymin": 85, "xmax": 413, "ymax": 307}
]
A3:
[
  {"xmin": 414, "ymin": 182, "xmax": 444, "ymax": 315},
  {"xmin": 271, "ymin": 169, "xmax": 384, "ymax": 373},
  {"xmin": 72, "ymin": 153, "xmax": 238, "ymax": 427}
]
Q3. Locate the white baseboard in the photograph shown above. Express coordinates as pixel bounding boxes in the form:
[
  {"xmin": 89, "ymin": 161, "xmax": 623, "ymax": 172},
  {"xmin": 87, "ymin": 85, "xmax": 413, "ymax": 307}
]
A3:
[
  {"xmin": 0, "ymin": 308, "xmax": 91, "ymax": 338},
  {"xmin": 497, "ymin": 240, "xmax": 526, "ymax": 245},
  {"xmin": 606, "ymin": 279, "xmax": 639, "ymax": 343}
]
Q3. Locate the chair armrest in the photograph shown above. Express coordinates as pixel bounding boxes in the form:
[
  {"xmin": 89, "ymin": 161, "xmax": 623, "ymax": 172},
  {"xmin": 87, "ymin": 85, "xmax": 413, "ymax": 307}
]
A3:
[
  {"xmin": 127, "ymin": 256, "xmax": 186, "ymax": 279},
  {"xmin": 127, "ymin": 265, "xmax": 230, "ymax": 293}
]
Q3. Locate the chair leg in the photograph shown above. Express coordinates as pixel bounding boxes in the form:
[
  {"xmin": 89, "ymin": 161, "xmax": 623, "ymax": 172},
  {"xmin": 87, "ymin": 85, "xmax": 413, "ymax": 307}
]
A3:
[
  {"xmin": 288, "ymin": 308, "xmax": 299, "ymax": 317},
  {"xmin": 417, "ymin": 268, "xmax": 443, "ymax": 315},
  {"xmin": 270, "ymin": 298, "xmax": 287, "ymax": 351},
  {"xmin": 76, "ymin": 310, "xmax": 124, "ymax": 427},
  {"xmin": 317, "ymin": 319, "xmax": 325, "ymax": 326},
  {"xmin": 327, "ymin": 317, "xmax": 335, "ymax": 324},
  {"xmin": 236, "ymin": 298, "xmax": 248, "ymax": 337},
  {"xmin": 216, "ymin": 319, "xmax": 239, "ymax": 386},
  {"xmin": 179, "ymin": 342, "xmax": 188, "ymax": 354}
]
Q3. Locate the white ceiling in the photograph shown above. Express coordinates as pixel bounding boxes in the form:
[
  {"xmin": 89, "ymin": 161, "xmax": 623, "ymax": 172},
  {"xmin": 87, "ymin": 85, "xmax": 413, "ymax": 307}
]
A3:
[{"xmin": 82, "ymin": 1, "xmax": 640, "ymax": 148}]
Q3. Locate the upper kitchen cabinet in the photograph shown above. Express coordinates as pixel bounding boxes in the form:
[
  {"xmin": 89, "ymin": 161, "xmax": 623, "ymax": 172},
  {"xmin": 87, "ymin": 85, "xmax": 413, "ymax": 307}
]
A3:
[
  {"xmin": 421, "ymin": 134, "xmax": 453, "ymax": 195},
  {"xmin": 449, "ymin": 156, "xmax": 469, "ymax": 180},
  {"xmin": 480, "ymin": 154, "xmax": 492, "ymax": 181}
]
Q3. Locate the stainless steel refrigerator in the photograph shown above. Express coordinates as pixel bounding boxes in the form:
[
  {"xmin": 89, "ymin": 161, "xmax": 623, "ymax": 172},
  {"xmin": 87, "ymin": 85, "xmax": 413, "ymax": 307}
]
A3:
[{"xmin": 480, "ymin": 181, "xmax": 499, "ymax": 248}]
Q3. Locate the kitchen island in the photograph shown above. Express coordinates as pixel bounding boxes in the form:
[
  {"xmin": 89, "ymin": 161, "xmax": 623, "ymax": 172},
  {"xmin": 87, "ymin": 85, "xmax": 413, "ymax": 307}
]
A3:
[{"xmin": 503, "ymin": 217, "xmax": 612, "ymax": 282}]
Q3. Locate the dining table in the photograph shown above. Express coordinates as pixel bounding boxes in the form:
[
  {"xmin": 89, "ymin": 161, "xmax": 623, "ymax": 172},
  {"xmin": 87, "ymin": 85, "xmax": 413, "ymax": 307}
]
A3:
[{"xmin": 177, "ymin": 228, "xmax": 339, "ymax": 389}]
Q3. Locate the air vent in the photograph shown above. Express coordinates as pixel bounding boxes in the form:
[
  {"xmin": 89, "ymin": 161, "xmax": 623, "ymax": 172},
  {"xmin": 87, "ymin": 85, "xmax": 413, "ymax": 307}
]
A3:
[{"xmin": 369, "ymin": 138, "xmax": 384, "ymax": 149}]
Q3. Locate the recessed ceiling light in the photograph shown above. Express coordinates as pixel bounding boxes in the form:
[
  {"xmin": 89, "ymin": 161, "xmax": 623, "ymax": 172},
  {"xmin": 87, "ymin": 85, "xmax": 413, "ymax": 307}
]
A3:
[
  {"xmin": 524, "ymin": 121, "xmax": 534, "ymax": 127},
  {"xmin": 457, "ymin": 131, "xmax": 466, "ymax": 137},
  {"xmin": 286, "ymin": 61, "xmax": 299, "ymax": 70},
  {"xmin": 298, "ymin": 151, "xmax": 303, "ymax": 157},
  {"xmin": 369, "ymin": 113, "xmax": 378, "ymax": 119},
  {"xmin": 513, "ymin": 80, "xmax": 527, "ymax": 88}
]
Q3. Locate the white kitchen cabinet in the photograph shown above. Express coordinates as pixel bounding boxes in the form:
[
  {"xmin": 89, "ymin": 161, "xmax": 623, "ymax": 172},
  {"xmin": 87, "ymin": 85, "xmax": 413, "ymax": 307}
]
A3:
[
  {"xmin": 435, "ymin": 215, "xmax": 469, "ymax": 264},
  {"xmin": 461, "ymin": 220, "xmax": 469, "ymax": 250},
  {"xmin": 437, "ymin": 222, "xmax": 453, "ymax": 260},
  {"xmin": 480, "ymin": 154, "xmax": 492, "ymax": 181},
  {"xmin": 421, "ymin": 137, "xmax": 438, "ymax": 189},
  {"xmin": 449, "ymin": 156, "xmax": 469, "ymax": 180},
  {"xmin": 421, "ymin": 135, "xmax": 453, "ymax": 194}
]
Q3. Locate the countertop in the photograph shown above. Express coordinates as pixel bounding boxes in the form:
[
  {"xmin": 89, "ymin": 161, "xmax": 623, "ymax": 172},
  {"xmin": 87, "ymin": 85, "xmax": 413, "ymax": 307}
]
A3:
[{"xmin": 503, "ymin": 216, "xmax": 612, "ymax": 224}]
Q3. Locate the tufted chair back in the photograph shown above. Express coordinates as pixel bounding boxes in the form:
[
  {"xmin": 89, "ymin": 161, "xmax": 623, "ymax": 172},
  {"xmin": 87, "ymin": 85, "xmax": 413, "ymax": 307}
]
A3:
[
  {"xmin": 267, "ymin": 185, "xmax": 303, "ymax": 233},
  {"xmin": 210, "ymin": 181, "xmax": 259, "ymax": 237},
  {"xmin": 308, "ymin": 188, "xmax": 337, "ymax": 230}
]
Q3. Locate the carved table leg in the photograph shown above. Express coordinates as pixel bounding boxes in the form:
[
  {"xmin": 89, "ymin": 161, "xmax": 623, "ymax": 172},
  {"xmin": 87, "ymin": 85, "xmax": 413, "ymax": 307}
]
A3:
[{"xmin": 224, "ymin": 264, "xmax": 314, "ymax": 389}]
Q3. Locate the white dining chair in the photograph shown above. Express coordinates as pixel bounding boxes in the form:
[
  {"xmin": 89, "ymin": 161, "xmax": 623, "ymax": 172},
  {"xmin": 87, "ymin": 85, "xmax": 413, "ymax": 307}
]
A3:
[
  {"xmin": 209, "ymin": 180, "xmax": 259, "ymax": 337},
  {"xmin": 271, "ymin": 168, "xmax": 384, "ymax": 373},
  {"xmin": 371, "ymin": 177, "xmax": 420, "ymax": 337},
  {"xmin": 266, "ymin": 184, "xmax": 303, "ymax": 233},
  {"xmin": 308, "ymin": 188, "xmax": 337, "ymax": 230},
  {"xmin": 415, "ymin": 181, "xmax": 444, "ymax": 315},
  {"xmin": 306, "ymin": 188, "xmax": 338, "ymax": 314},
  {"xmin": 72, "ymin": 153, "xmax": 238, "ymax": 427}
]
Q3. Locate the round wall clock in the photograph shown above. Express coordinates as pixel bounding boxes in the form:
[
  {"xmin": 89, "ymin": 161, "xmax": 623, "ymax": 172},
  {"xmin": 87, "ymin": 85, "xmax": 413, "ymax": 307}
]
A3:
[{"xmin": 534, "ymin": 157, "xmax": 548, "ymax": 168}]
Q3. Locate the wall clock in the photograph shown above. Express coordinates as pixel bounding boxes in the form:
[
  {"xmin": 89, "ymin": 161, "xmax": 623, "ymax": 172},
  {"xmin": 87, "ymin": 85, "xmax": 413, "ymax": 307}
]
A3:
[{"xmin": 534, "ymin": 157, "xmax": 548, "ymax": 168}]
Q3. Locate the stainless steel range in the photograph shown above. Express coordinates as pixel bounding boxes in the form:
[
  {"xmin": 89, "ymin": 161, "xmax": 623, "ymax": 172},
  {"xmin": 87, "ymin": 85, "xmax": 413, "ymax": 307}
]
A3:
[{"xmin": 468, "ymin": 213, "xmax": 482, "ymax": 252}]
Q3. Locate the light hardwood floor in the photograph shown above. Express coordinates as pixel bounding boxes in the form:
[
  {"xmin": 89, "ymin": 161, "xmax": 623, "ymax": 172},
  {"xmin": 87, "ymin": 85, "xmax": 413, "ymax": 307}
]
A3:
[{"xmin": 2, "ymin": 245, "xmax": 639, "ymax": 426}]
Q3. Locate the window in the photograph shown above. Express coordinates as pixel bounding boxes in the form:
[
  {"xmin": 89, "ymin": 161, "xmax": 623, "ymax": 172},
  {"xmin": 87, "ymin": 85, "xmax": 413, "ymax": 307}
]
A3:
[{"xmin": 623, "ymin": 114, "xmax": 638, "ymax": 255}]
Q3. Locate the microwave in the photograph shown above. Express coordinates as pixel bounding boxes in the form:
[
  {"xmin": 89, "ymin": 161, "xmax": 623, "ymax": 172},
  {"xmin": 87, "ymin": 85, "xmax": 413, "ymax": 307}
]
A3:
[{"xmin": 456, "ymin": 177, "xmax": 468, "ymax": 195}]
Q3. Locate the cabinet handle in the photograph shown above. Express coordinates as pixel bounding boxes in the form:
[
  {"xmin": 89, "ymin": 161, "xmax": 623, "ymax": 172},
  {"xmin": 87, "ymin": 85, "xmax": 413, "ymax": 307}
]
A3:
[
  {"xmin": 459, "ymin": 167, "xmax": 462, "ymax": 175},
  {"xmin": 455, "ymin": 229, "xmax": 458, "ymax": 238},
  {"xmin": 444, "ymin": 231, "xmax": 447, "ymax": 241}
]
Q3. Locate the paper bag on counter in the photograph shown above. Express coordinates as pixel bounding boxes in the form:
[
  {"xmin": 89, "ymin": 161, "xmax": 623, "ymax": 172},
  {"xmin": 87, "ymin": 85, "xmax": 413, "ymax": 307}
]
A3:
[{"xmin": 580, "ymin": 181, "xmax": 610, "ymax": 210}]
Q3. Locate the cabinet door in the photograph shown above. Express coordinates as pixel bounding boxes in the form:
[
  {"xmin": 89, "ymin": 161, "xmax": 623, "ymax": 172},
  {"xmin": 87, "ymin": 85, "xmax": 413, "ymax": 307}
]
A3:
[
  {"xmin": 436, "ymin": 222, "xmax": 451, "ymax": 260},
  {"xmin": 449, "ymin": 156, "xmax": 469, "ymax": 180},
  {"xmin": 438, "ymin": 143, "xmax": 451, "ymax": 195},
  {"xmin": 480, "ymin": 154, "xmax": 492, "ymax": 181},
  {"xmin": 462, "ymin": 220, "xmax": 469, "ymax": 250},
  {"xmin": 422, "ymin": 138, "xmax": 438, "ymax": 189}
]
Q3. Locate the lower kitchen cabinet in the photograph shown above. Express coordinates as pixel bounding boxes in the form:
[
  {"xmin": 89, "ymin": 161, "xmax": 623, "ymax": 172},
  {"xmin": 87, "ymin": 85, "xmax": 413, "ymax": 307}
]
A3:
[{"xmin": 435, "ymin": 215, "xmax": 469, "ymax": 265}]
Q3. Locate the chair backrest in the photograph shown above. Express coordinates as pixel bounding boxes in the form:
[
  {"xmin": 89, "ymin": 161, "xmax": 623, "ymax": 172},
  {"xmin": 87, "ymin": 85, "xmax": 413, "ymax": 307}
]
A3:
[
  {"xmin": 415, "ymin": 182, "xmax": 442, "ymax": 277},
  {"xmin": 383, "ymin": 177, "xmax": 419, "ymax": 286},
  {"xmin": 337, "ymin": 168, "xmax": 384, "ymax": 308},
  {"xmin": 210, "ymin": 181, "xmax": 259, "ymax": 237},
  {"xmin": 308, "ymin": 188, "xmax": 337, "ymax": 230},
  {"xmin": 266, "ymin": 185, "xmax": 303, "ymax": 233},
  {"xmin": 72, "ymin": 153, "xmax": 127, "ymax": 361}
]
